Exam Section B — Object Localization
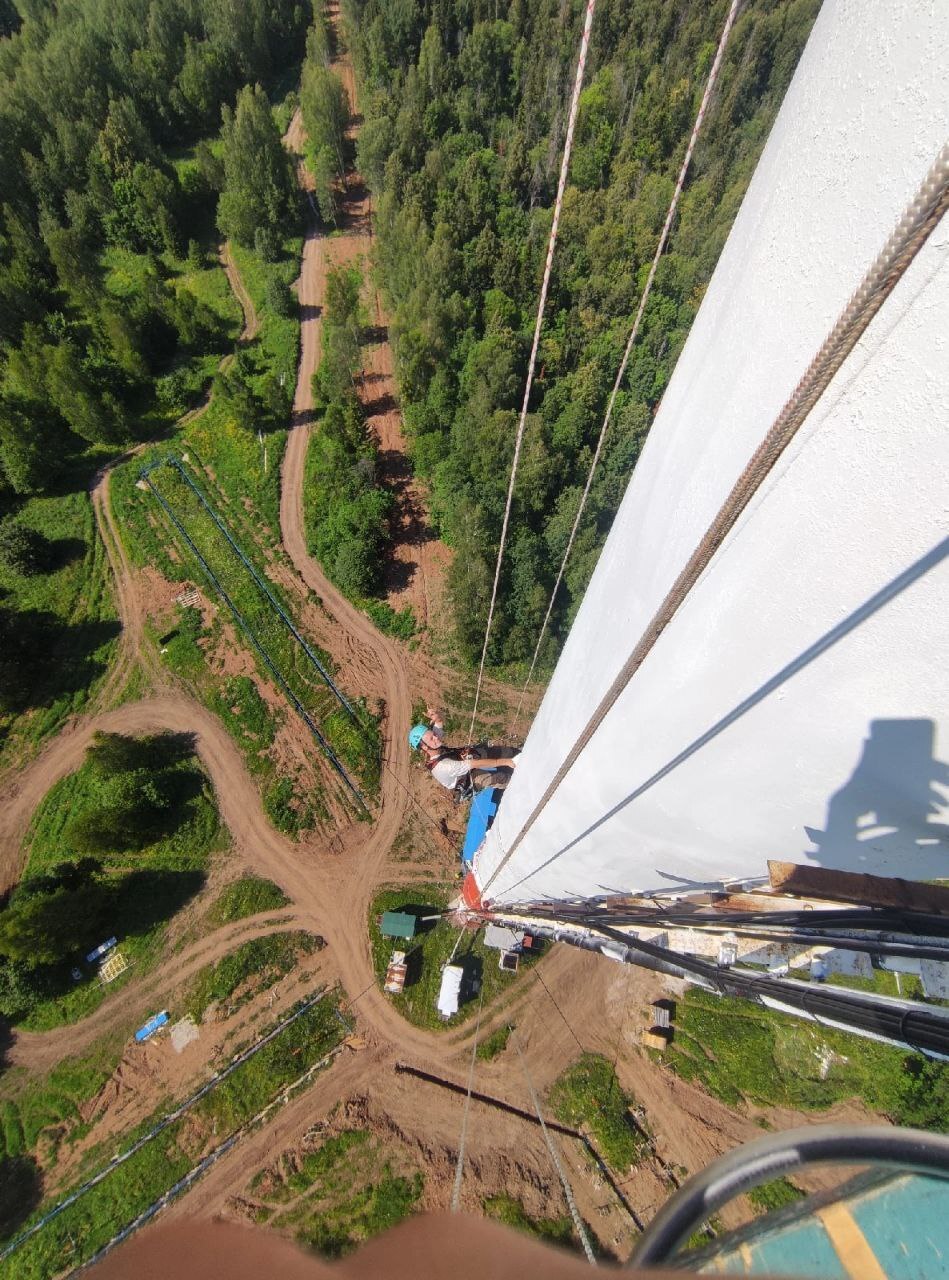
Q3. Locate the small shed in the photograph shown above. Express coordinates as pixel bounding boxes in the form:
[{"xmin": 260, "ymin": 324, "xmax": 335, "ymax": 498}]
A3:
[
  {"xmin": 380, "ymin": 911, "xmax": 417, "ymax": 940},
  {"xmin": 437, "ymin": 965, "xmax": 464, "ymax": 1019},
  {"xmin": 483, "ymin": 924, "xmax": 524, "ymax": 953},
  {"xmin": 384, "ymin": 950, "xmax": 408, "ymax": 995}
]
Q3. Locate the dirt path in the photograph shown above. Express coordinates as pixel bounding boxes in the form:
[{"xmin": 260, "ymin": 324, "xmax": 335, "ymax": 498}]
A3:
[
  {"xmin": 221, "ymin": 242, "xmax": 259, "ymax": 344},
  {"xmin": 0, "ymin": 24, "xmax": 856, "ymax": 1256},
  {"xmin": 9, "ymin": 907, "xmax": 309, "ymax": 1073}
]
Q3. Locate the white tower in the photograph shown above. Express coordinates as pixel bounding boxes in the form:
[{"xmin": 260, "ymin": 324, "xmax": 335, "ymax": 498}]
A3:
[{"xmin": 470, "ymin": 0, "xmax": 949, "ymax": 909}]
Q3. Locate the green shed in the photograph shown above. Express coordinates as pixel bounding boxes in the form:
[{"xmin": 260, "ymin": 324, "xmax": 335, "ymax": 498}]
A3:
[{"xmin": 380, "ymin": 911, "xmax": 417, "ymax": 940}]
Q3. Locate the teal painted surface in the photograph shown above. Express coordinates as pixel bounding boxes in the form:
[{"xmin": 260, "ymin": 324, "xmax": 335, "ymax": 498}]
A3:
[
  {"xmin": 849, "ymin": 1175, "xmax": 949, "ymax": 1278},
  {"xmin": 699, "ymin": 1219, "xmax": 848, "ymax": 1277},
  {"xmin": 695, "ymin": 1173, "xmax": 949, "ymax": 1277}
]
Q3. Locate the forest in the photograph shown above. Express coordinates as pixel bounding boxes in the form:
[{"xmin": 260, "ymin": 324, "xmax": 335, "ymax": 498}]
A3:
[
  {"xmin": 338, "ymin": 0, "xmax": 821, "ymax": 665},
  {"xmin": 0, "ymin": 0, "xmax": 309, "ymax": 728},
  {"xmin": 0, "ymin": 0, "xmax": 821, "ymax": 704}
]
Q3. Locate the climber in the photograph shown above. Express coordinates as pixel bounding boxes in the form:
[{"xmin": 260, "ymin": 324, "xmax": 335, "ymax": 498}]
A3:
[{"xmin": 409, "ymin": 706, "xmax": 519, "ymax": 793}]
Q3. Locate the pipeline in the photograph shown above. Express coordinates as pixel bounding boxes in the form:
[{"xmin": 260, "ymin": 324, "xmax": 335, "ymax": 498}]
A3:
[
  {"xmin": 495, "ymin": 913, "xmax": 949, "ymax": 1060},
  {"xmin": 142, "ymin": 469, "xmax": 368, "ymax": 812}
]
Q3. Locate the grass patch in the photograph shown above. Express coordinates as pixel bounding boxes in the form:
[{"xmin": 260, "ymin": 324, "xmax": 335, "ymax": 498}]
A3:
[
  {"xmin": 0, "ymin": 479, "xmax": 118, "ymax": 769},
  {"xmin": 185, "ymin": 931, "xmax": 322, "ymax": 1021},
  {"xmin": 549, "ymin": 1054, "xmax": 645, "ymax": 1174},
  {"xmin": 360, "ymin": 599, "xmax": 418, "ymax": 640},
  {"xmin": 207, "ymin": 876, "xmax": 288, "ymax": 925},
  {"xmin": 483, "ymin": 1194, "xmax": 574, "ymax": 1247},
  {"xmin": 476, "ymin": 1024, "xmax": 513, "ymax": 1061},
  {"xmin": 369, "ymin": 886, "xmax": 544, "ymax": 1032},
  {"xmin": 208, "ymin": 676, "xmax": 279, "ymax": 765},
  {"xmin": 0, "ymin": 994, "xmax": 346, "ymax": 1279},
  {"xmin": 261, "ymin": 1128, "xmax": 423, "ymax": 1259},
  {"xmin": 10, "ymin": 734, "xmax": 223, "ymax": 1030},
  {"xmin": 747, "ymin": 1177, "xmax": 806, "ymax": 1214},
  {"xmin": 264, "ymin": 776, "xmax": 315, "ymax": 836},
  {"xmin": 264, "ymin": 1130, "xmax": 371, "ymax": 1204},
  {"xmin": 25, "ymin": 744, "xmax": 220, "ymax": 878},
  {"xmin": 666, "ymin": 988, "xmax": 949, "ymax": 1130},
  {"xmin": 0, "ymin": 1041, "xmax": 121, "ymax": 1165}
]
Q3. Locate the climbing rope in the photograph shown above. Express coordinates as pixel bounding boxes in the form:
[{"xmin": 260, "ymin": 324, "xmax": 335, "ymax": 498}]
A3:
[
  {"xmin": 513, "ymin": 1037, "xmax": 597, "ymax": 1265},
  {"xmin": 450, "ymin": 988, "xmax": 486, "ymax": 1213},
  {"xmin": 485, "ymin": 137, "xmax": 949, "ymax": 896},
  {"xmin": 508, "ymin": 0, "xmax": 743, "ymax": 737},
  {"xmin": 467, "ymin": 0, "xmax": 598, "ymax": 745}
]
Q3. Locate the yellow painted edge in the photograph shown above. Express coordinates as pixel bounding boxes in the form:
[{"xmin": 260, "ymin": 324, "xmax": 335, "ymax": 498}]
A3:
[{"xmin": 817, "ymin": 1202, "xmax": 889, "ymax": 1280}]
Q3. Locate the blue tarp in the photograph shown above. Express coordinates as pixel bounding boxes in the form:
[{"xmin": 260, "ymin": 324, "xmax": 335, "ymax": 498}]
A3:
[
  {"xmin": 86, "ymin": 936, "xmax": 117, "ymax": 964},
  {"xmin": 461, "ymin": 787, "xmax": 500, "ymax": 868},
  {"xmin": 135, "ymin": 1011, "xmax": 169, "ymax": 1043}
]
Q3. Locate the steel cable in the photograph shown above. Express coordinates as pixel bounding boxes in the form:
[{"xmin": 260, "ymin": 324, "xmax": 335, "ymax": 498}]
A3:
[
  {"xmin": 467, "ymin": 0, "xmax": 598, "ymax": 746},
  {"xmin": 484, "ymin": 138, "xmax": 949, "ymax": 897},
  {"xmin": 509, "ymin": 0, "xmax": 743, "ymax": 737}
]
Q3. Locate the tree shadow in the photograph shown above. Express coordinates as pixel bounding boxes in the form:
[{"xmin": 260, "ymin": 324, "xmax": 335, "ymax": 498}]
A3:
[
  {"xmin": 0, "ymin": 1156, "xmax": 43, "ymax": 1242},
  {"xmin": 384, "ymin": 560, "xmax": 417, "ymax": 592},
  {"xmin": 0, "ymin": 610, "xmax": 121, "ymax": 714},
  {"xmin": 300, "ymin": 303, "xmax": 322, "ymax": 323},
  {"xmin": 361, "ymin": 324, "xmax": 388, "ymax": 346},
  {"xmin": 0, "ymin": 1021, "xmax": 12, "ymax": 1075},
  {"xmin": 362, "ymin": 391, "xmax": 397, "ymax": 417},
  {"xmin": 48, "ymin": 536, "xmax": 86, "ymax": 569},
  {"xmin": 111, "ymin": 868, "xmax": 206, "ymax": 940}
]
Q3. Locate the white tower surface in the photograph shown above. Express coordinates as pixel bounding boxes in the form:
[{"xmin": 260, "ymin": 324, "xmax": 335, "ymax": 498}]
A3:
[{"xmin": 472, "ymin": 0, "xmax": 949, "ymax": 907}]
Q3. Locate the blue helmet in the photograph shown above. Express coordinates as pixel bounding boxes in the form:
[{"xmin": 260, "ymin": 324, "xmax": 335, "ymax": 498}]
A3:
[{"xmin": 409, "ymin": 724, "xmax": 428, "ymax": 749}]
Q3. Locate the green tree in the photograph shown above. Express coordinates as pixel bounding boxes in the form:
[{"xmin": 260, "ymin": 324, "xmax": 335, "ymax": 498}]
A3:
[
  {"xmin": 311, "ymin": 144, "xmax": 338, "ymax": 227},
  {"xmin": 0, "ymin": 521, "xmax": 53, "ymax": 576},
  {"xmin": 217, "ymin": 84, "xmax": 297, "ymax": 247},
  {"xmin": 300, "ymin": 62, "xmax": 350, "ymax": 183},
  {"xmin": 266, "ymin": 271, "xmax": 295, "ymax": 317}
]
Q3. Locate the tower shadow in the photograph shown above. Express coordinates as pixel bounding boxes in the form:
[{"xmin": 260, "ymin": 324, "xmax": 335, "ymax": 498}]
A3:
[{"xmin": 803, "ymin": 718, "xmax": 949, "ymax": 873}]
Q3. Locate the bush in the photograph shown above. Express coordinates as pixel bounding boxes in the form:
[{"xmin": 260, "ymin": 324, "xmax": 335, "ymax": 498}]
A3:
[
  {"xmin": 0, "ymin": 521, "xmax": 53, "ymax": 575},
  {"xmin": 266, "ymin": 272, "xmax": 296, "ymax": 318}
]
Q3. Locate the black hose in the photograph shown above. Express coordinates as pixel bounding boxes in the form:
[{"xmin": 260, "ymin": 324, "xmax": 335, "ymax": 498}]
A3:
[{"xmin": 629, "ymin": 1124, "xmax": 949, "ymax": 1266}]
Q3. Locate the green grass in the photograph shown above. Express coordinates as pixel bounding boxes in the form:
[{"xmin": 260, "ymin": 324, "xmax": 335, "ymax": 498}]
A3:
[
  {"xmin": 260, "ymin": 1130, "xmax": 371, "ymax": 1204},
  {"xmin": 25, "ymin": 752, "xmax": 220, "ymax": 878},
  {"xmin": 368, "ymin": 885, "xmax": 543, "ymax": 1031},
  {"xmin": 747, "ymin": 1177, "xmax": 805, "ymax": 1214},
  {"xmin": 208, "ymin": 675, "xmax": 279, "ymax": 768},
  {"xmin": 185, "ymin": 931, "xmax": 322, "ymax": 1021},
  {"xmin": 666, "ymin": 988, "xmax": 949, "ymax": 1127},
  {"xmin": 359, "ymin": 598, "xmax": 418, "ymax": 639},
  {"xmin": 476, "ymin": 1023, "xmax": 513, "ymax": 1061},
  {"xmin": 14, "ymin": 740, "xmax": 223, "ymax": 1030},
  {"xmin": 483, "ymin": 1194, "xmax": 574, "ymax": 1247},
  {"xmin": 0, "ymin": 480, "xmax": 118, "ymax": 769},
  {"xmin": 264, "ymin": 776, "xmax": 316, "ymax": 835},
  {"xmin": 207, "ymin": 876, "xmax": 289, "ymax": 925},
  {"xmin": 0, "ymin": 994, "xmax": 346, "ymax": 1279},
  {"xmin": 257, "ymin": 1127, "xmax": 423, "ymax": 1259},
  {"xmin": 548, "ymin": 1054, "xmax": 646, "ymax": 1174},
  {"xmin": 0, "ymin": 1041, "xmax": 122, "ymax": 1164}
]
